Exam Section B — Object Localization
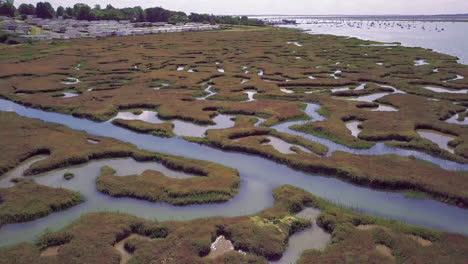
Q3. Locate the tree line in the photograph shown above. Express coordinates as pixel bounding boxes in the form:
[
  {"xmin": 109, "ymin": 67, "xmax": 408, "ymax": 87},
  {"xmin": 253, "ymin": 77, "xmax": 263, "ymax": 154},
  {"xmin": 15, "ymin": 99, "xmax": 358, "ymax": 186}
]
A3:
[{"xmin": 0, "ymin": 1, "xmax": 264, "ymax": 26}]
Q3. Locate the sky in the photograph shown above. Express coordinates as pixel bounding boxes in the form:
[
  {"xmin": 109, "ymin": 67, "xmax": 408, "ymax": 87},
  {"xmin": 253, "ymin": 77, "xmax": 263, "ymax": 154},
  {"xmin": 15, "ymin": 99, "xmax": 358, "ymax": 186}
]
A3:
[{"xmin": 13, "ymin": 0, "xmax": 468, "ymax": 15}]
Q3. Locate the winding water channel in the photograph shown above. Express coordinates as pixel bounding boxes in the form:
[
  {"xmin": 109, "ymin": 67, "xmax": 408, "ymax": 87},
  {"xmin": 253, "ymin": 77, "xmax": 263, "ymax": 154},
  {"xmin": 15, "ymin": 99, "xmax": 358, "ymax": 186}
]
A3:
[{"xmin": 0, "ymin": 98, "xmax": 467, "ymax": 246}]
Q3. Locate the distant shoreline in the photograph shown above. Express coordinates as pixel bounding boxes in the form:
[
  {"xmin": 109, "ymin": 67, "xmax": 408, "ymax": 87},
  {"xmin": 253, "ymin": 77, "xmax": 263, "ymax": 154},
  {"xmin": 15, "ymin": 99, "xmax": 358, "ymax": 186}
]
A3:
[{"xmin": 248, "ymin": 14, "xmax": 468, "ymax": 22}]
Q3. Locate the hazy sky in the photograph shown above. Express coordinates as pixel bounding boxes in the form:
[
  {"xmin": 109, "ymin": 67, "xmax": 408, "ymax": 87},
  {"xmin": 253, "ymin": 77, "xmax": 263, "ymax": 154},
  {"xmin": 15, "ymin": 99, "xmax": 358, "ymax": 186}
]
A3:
[{"xmin": 14, "ymin": 0, "xmax": 468, "ymax": 15}]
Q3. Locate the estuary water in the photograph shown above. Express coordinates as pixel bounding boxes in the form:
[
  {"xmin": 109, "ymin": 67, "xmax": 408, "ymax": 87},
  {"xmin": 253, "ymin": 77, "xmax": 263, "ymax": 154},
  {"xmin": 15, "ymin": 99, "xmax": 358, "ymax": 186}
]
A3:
[
  {"xmin": 0, "ymin": 99, "xmax": 467, "ymax": 246},
  {"xmin": 259, "ymin": 16, "xmax": 468, "ymax": 64}
]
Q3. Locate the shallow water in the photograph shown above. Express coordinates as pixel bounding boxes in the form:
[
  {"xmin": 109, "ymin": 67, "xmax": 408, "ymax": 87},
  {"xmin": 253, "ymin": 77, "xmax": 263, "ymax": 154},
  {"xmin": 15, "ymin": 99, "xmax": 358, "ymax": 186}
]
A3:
[
  {"xmin": 270, "ymin": 103, "xmax": 467, "ymax": 171},
  {"xmin": 263, "ymin": 136, "xmax": 312, "ymax": 154},
  {"xmin": 0, "ymin": 99, "xmax": 468, "ymax": 247},
  {"xmin": 331, "ymin": 87, "xmax": 350, "ymax": 93},
  {"xmin": 330, "ymin": 70, "xmax": 341, "ymax": 79},
  {"xmin": 197, "ymin": 85, "xmax": 217, "ymax": 100},
  {"xmin": 172, "ymin": 114, "xmax": 235, "ymax": 137},
  {"xmin": 345, "ymin": 121, "xmax": 362, "ymax": 138},
  {"xmin": 445, "ymin": 112, "xmax": 468, "ymax": 125},
  {"xmin": 61, "ymin": 77, "xmax": 80, "ymax": 85},
  {"xmin": 280, "ymin": 88, "xmax": 294, "ymax": 94},
  {"xmin": 417, "ymin": 130, "xmax": 456, "ymax": 153},
  {"xmin": 348, "ymin": 92, "xmax": 391, "ymax": 102},
  {"xmin": 355, "ymin": 83, "xmax": 366, "ymax": 90},
  {"xmin": 276, "ymin": 20, "xmax": 468, "ymax": 65},
  {"xmin": 62, "ymin": 92, "xmax": 79, "ymax": 98},
  {"xmin": 271, "ymin": 208, "xmax": 331, "ymax": 264},
  {"xmin": 111, "ymin": 109, "xmax": 234, "ymax": 137},
  {"xmin": 443, "ymin": 75, "xmax": 464, "ymax": 82},
  {"xmin": 423, "ymin": 86, "xmax": 468, "ymax": 94},
  {"xmin": 371, "ymin": 104, "xmax": 399, "ymax": 112},
  {"xmin": 0, "ymin": 156, "xmax": 48, "ymax": 187},
  {"xmin": 244, "ymin": 90, "xmax": 257, "ymax": 102},
  {"xmin": 414, "ymin": 59, "xmax": 429, "ymax": 66}
]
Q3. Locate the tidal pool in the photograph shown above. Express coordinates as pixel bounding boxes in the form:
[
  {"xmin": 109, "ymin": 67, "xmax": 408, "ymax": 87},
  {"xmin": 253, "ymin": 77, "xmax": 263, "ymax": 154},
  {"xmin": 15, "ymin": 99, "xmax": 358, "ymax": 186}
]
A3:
[
  {"xmin": 445, "ymin": 112, "xmax": 468, "ymax": 125},
  {"xmin": 244, "ymin": 90, "xmax": 257, "ymax": 102},
  {"xmin": 271, "ymin": 208, "xmax": 331, "ymax": 264},
  {"xmin": 331, "ymin": 87, "xmax": 350, "ymax": 93},
  {"xmin": 287, "ymin": 41, "xmax": 303, "ymax": 47},
  {"xmin": 263, "ymin": 136, "xmax": 312, "ymax": 155},
  {"xmin": 110, "ymin": 110, "xmax": 235, "ymax": 137},
  {"xmin": 423, "ymin": 86, "xmax": 468, "ymax": 94},
  {"xmin": 197, "ymin": 85, "xmax": 217, "ymax": 100},
  {"xmin": 417, "ymin": 130, "xmax": 456, "ymax": 154},
  {"xmin": 61, "ymin": 77, "xmax": 80, "ymax": 85},
  {"xmin": 270, "ymin": 103, "xmax": 467, "ymax": 171},
  {"xmin": 345, "ymin": 121, "xmax": 362, "ymax": 138},
  {"xmin": 280, "ymin": 88, "xmax": 294, "ymax": 94},
  {"xmin": 330, "ymin": 70, "xmax": 341, "ymax": 79},
  {"xmin": 355, "ymin": 83, "xmax": 366, "ymax": 90},
  {"xmin": 172, "ymin": 114, "xmax": 235, "ymax": 137},
  {"xmin": 0, "ymin": 99, "xmax": 468, "ymax": 247},
  {"xmin": 371, "ymin": 104, "xmax": 399, "ymax": 112},
  {"xmin": 443, "ymin": 75, "xmax": 464, "ymax": 82},
  {"xmin": 414, "ymin": 59, "xmax": 429, "ymax": 66},
  {"xmin": 62, "ymin": 92, "xmax": 80, "ymax": 98}
]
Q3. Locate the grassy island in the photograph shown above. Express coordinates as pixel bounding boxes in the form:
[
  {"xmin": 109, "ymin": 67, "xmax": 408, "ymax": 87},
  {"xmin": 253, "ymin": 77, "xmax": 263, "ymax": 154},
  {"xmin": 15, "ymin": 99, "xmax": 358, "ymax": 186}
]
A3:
[
  {"xmin": 0, "ymin": 111, "xmax": 240, "ymax": 207},
  {"xmin": 0, "ymin": 178, "xmax": 84, "ymax": 227}
]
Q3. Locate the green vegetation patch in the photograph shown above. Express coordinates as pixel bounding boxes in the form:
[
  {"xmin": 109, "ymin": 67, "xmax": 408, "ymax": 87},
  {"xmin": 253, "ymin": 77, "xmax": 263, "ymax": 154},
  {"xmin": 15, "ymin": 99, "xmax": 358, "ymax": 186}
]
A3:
[
  {"xmin": 112, "ymin": 119, "xmax": 175, "ymax": 138},
  {"xmin": 0, "ymin": 179, "xmax": 84, "ymax": 227},
  {"xmin": 0, "ymin": 185, "xmax": 466, "ymax": 263},
  {"xmin": 96, "ymin": 162, "xmax": 239, "ymax": 205}
]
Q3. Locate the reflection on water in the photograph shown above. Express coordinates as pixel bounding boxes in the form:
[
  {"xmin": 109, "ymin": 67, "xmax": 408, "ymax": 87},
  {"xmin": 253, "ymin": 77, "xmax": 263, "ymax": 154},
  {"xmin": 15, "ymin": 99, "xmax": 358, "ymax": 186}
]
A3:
[
  {"xmin": 345, "ymin": 121, "xmax": 362, "ymax": 138},
  {"xmin": 0, "ymin": 156, "xmax": 48, "ymax": 187},
  {"xmin": 110, "ymin": 110, "xmax": 234, "ymax": 137},
  {"xmin": 172, "ymin": 114, "xmax": 235, "ymax": 137},
  {"xmin": 280, "ymin": 88, "xmax": 295, "ymax": 94},
  {"xmin": 62, "ymin": 92, "xmax": 79, "ymax": 98},
  {"xmin": 111, "ymin": 110, "xmax": 164, "ymax": 124},
  {"xmin": 371, "ymin": 104, "xmax": 399, "ymax": 112},
  {"xmin": 270, "ymin": 103, "xmax": 466, "ymax": 171},
  {"xmin": 263, "ymin": 136, "xmax": 312, "ymax": 154},
  {"xmin": 443, "ymin": 74, "xmax": 464, "ymax": 82},
  {"xmin": 445, "ymin": 112, "xmax": 468, "ymax": 125},
  {"xmin": 61, "ymin": 77, "xmax": 80, "ymax": 85},
  {"xmin": 331, "ymin": 87, "xmax": 349, "ymax": 93},
  {"xmin": 273, "ymin": 19, "xmax": 468, "ymax": 64},
  {"xmin": 287, "ymin": 41, "xmax": 303, "ymax": 47},
  {"xmin": 423, "ymin": 86, "xmax": 468, "ymax": 94},
  {"xmin": 349, "ymin": 92, "xmax": 390, "ymax": 102},
  {"xmin": 271, "ymin": 208, "xmax": 330, "ymax": 264},
  {"xmin": 414, "ymin": 59, "xmax": 429, "ymax": 66},
  {"xmin": 244, "ymin": 90, "xmax": 257, "ymax": 102},
  {"xmin": 0, "ymin": 99, "xmax": 468, "ymax": 247},
  {"xmin": 197, "ymin": 85, "xmax": 217, "ymax": 100},
  {"xmin": 417, "ymin": 130, "xmax": 456, "ymax": 153}
]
